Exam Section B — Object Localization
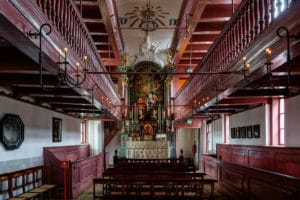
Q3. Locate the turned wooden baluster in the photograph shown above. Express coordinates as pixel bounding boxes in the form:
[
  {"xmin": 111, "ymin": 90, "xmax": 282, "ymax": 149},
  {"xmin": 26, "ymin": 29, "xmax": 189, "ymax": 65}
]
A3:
[
  {"xmin": 45, "ymin": 0, "xmax": 50, "ymax": 21},
  {"xmin": 264, "ymin": 0, "xmax": 270, "ymax": 28},
  {"xmin": 49, "ymin": 0, "xmax": 55, "ymax": 24},
  {"xmin": 66, "ymin": 1, "xmax": 72, "ymax": 45},
  {"xmin": 238, "ymin": 12, "xmax": 243, "ymax": 53},
  {"xmin": 56, "ymin": 0, "xmax": 62, "ymax": 33},
  {"xmin": 61, "ymin": 0, "xmax": 67, "ymax": 41},
  {"xmin": 73, "ymin": 23, "xmax": 78, "ymax": 54},
  {"xmin": 242, "ymin": 7, "xmax": 248, "ymax": 50},
  {"xmin": 225, "ymin": 33, "xmax": 230, "ymax": 67},
  {"xmin": 217, "ymin": 43, "xmax": 223, "ymax": 71},
  {"xmin": 50, "ymin": 0, "xmax": 56, "ymax": 27},
  {"xmin": 258, "ymin": 0, "xmax": 265, "ymax": 32},
  {"xmin": 70, "ymin": 12, "xmax": 75, "ymax": 49},
  {"xmin": 40, "ymin": 0, "xmax": 46, "ymax": 15},
  {"xmin": 62, "ymin": 0, "xmax": 67, "ymax": 40},
  {"xmin": 245, "ymin": 1, "xmax": 251, "ymax": 46},
  {"xmin": 230, "ymin": 26, "xmax": 235, "ymax": 62},
  {"xmin": 253, "ymin": 0, "xmax": 259, "ymax": 39},
  {"xmin": 233, "ymin": 20, "xmax": 238, "ymax": 59}
]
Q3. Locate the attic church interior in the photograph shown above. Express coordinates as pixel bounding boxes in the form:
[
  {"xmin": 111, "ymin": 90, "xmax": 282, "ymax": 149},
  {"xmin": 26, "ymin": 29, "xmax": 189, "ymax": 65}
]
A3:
[{"xmin": 1, "ymin": 0, "xmax": 300, "ymax": 199}]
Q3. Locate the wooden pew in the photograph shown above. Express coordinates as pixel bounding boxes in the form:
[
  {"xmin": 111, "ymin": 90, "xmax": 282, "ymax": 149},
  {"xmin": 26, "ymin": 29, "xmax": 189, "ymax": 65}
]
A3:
[
  {"xmin": 102, "ymin": 169, "xmax": 205, "ymax": 180},
  {"xmin": 95, "ymin": 158, "xmax": 215, "ymax": 199},
  {"xmin": 94, "ymin": 177, "xmax": 217, "ymax": 199}
]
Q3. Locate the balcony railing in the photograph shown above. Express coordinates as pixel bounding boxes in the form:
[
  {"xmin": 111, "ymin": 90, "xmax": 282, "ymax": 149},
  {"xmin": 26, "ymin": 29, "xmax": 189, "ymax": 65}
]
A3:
[
  {"xmin": 175, "ymin": 0, "xmax": 297, "ymax": 108},
  {"xmin": 31, "ymin": 0, "xmax": 121, "ymax": 117}
]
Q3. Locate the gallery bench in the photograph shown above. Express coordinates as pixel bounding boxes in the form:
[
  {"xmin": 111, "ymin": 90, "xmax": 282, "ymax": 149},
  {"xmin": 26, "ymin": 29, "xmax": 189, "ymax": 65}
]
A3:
[{"xmin": 0, "ymin": 166, "xmax": 57, "ymax": 200}]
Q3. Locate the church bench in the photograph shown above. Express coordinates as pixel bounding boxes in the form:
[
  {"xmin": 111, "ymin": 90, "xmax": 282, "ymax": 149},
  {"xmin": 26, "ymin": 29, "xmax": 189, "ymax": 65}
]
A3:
[
  {"xmin": 102, "ymin": 170, "xmax": 205, "ymax": 180},
  {"xmin": 93, "ymin": 177, "xmax": 216, "ymax": 199},
  {"xmin": 116, "ymin": 158, "xmax": 181, "ymax": 164},
  {"xmin": 0, "ymin": 166, "xmax": 58, "ymax": 200},
  {"xmin": 114, "ymin": 162, "xmax": 192, "ymax": 171}
]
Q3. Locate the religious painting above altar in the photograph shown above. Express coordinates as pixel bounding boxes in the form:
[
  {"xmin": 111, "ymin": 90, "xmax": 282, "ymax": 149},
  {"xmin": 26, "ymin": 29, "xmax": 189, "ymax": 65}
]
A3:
[
  {"xmin": 129, "ymin": 62, "xmax": 164, "ymax": 121},
  {"xmin": 124, "ymin": 62, "xmax": 168, "ymax": 141}
]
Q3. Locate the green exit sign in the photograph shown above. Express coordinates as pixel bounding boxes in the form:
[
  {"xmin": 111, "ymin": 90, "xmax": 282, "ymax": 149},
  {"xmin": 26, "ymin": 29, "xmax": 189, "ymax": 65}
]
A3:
[{"xmin": 186, "ymin": 118, "xmax": 192, "ymax": 125}]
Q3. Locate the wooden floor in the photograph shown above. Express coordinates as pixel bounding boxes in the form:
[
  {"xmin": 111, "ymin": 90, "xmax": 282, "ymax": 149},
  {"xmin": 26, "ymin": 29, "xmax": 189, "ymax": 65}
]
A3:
[{"xmin": 75, "ymin": 183, "xmax": 233, "ymax": 200}]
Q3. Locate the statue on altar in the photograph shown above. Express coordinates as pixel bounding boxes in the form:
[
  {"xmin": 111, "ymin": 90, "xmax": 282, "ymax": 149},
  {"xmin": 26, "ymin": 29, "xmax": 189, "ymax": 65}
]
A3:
[{"xmin": 143, "ymin": 123, "xmax": 153, "ymax": 135}]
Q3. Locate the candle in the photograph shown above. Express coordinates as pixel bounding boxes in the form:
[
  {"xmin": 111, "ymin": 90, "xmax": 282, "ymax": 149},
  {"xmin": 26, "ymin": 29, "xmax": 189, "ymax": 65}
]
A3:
[
  {"xmin": 64, "ymin": 47, "xmax": 68, "ymax": 62},
  {"xmin": 83, "ymin": 55, "xmax": 88, "ymax": 70},
  {"xmin": 76, "ymin": 62, "xmax": 80, "ymax": 74},
  {"xmin": 58, "ymin": 49, "xmax": 61, "ymax": 63},
  {"xmin": 242, "ymin": 56, "xmax": 247, "ymax": 65},
  {"xmin": 265, "ymin": 48, "xmax": 272, "ymax": 63}
]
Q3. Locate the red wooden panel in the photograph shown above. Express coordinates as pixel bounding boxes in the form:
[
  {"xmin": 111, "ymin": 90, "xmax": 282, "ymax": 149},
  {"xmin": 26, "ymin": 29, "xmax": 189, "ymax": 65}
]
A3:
[
  {"xmin": 217, "ymin": 144, "xmax": 300, "ymax": 178},
  {"xmin": 44, "ymin": 145, "xmax": 105, "ymax": 199},
  {"xmin": 219, "ymin": 168, "xmax": 244, "ymax": 191},
  {"xmin": 201, "ymin": 155, "xmax": 300, "ymax": 199},
  {"xmin": 248, "ymin": 150, "xmax": 270, "ymax": 170},
  {"xmin": 249, "ymin": 177, "xmax": 297, "ymax": 200},
  {"xmin": 231, "ymin": 150, "xmax": 247, "ymax": 165},
  {"xmin": 65, "ymin": 151, "xmax": 79, "ymax": 161},
  {"xmin": 203, "ymin": 158, "xmax": 218, "ymax": 179},
  {"xmin": 220, "ymin": 149, "xmax": 231, "ymax": 162},
  {"xmin": 275, "ymin": 153, "xmax": 300, "ymax": 178}
]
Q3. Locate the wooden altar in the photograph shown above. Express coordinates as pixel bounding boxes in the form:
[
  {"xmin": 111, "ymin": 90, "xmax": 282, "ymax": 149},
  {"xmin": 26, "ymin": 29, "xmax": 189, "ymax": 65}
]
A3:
[{"xmin": 127, "ymin": 141, "xmax": 169, "ymax": 159}]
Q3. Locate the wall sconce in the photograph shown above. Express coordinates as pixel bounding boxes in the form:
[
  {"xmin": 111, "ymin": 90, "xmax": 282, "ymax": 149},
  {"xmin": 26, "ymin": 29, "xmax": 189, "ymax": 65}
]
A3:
[
  {"xmin": 242, "ymin": 48, "xmax": 273, "ymax": 88},
  {"xmin": 29, "ymin": 23, "xmax": 89, "ymax": 91},
  {"xmin": 58, "ymin": 48, "xmax": 89, "ymax": 88}
]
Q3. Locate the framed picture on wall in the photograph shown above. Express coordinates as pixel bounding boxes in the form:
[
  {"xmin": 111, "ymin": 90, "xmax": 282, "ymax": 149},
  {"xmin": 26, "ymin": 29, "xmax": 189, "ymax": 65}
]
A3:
[
  {"xmin": 231, "ymin": 128, "xmax": 235, "ymax": 138},
  {"xmin": 52, "ymin": 117, "xmax": 62, "ymax": 142},
  {"xmin": 253, "ymin": 124, "xmax": 260, "ymax": 138},
  {"xmin": 240, "ymin": 127, "xmax": 246, "ymax": 138},
  {"xmin": 247, "ymin": 126, "xmax": 253, "ymax": 138},
  {"xmin": 235, "ymin": 127, "xmax": 240, "ymax": 138}
]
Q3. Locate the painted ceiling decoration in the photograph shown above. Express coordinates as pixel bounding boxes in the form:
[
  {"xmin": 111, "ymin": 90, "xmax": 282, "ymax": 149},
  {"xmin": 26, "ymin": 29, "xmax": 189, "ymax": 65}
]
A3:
[
  {"xmin": 124, "ymin": 0, "xmax": 170, "ymax": 31},
  {"xmin": 117, "ymin": 0, "xmax": 182, "ymax": 68}
]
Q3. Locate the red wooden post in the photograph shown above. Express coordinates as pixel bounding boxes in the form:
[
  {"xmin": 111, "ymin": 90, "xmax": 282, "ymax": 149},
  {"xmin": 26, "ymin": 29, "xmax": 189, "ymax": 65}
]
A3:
[{"xmin": 59, "ymin": 161, "xmax": 69, "ymax": 200}]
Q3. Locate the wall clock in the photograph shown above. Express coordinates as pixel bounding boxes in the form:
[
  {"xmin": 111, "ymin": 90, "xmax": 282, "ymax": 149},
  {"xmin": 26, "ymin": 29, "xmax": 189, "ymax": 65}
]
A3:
[{"xmin": 0, "ymin": 114, "xmax": 24, "ymax": 150}]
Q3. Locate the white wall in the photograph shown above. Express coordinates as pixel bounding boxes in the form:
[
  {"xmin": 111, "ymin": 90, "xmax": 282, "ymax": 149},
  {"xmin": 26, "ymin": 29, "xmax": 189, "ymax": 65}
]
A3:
[
  {"xmin": 0, "ymin": 95, "xmax": 81, "ymax": 174},
  {"xmin": 211, "ymin": 118, "xmax": 222, "ymax": 153},
  {"xmin": 105, "ymin": 133, "xmax": 120, "ymax": 165},
  {"xmin": 229, "ymin": 106, "xmax": 266, "ymax": 145},
  {"xmin": 87, "ymin": 120, "xmax": 104, "ymax": 155},
  {"xmin": 285, "ymin": 95, "xmax": 300, "ymax": 147},
  {"xmin": 177, "ymin": 128, "xmax": 197, "ymax": 158}
]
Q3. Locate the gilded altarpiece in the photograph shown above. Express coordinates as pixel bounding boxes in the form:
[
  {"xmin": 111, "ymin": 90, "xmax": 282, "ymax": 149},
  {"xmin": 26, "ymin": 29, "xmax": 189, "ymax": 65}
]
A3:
[{"xmin": 121, "ymin": 63, "xmax": 170, "ymax": 158}]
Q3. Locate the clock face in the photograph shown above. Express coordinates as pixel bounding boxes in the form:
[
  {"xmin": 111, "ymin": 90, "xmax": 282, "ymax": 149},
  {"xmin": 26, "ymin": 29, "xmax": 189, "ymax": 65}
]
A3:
[{"xmin": 0, "ymin": 114, "xmax": 24, "ymax": 150}]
